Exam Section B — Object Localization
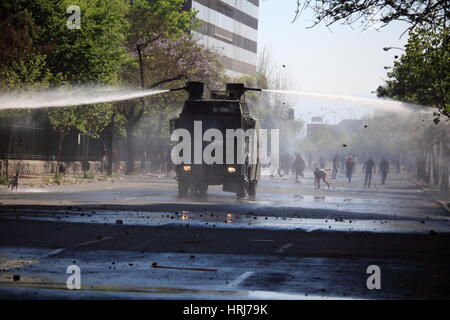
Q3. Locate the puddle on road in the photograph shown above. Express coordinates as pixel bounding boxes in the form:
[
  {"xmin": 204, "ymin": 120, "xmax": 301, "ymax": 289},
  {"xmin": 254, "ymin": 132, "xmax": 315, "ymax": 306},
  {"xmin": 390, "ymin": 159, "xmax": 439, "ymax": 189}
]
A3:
[
  {"xmin": 1, "ymin": 209, "xmax": 449, "ymax": 234},
  {"xmin": 0, "ymin": 277, "xmax": 351, "ymax": 300}
]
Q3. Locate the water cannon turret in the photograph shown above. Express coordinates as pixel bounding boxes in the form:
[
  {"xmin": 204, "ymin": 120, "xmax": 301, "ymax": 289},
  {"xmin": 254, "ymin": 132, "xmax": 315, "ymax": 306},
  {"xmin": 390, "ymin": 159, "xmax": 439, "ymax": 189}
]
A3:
[
  {"xmin": 226, "ymin": 83, "xmax": 262, "ymax": 100},
  {"xmin": 169, "ymin": 81, "xmax": 204, "ymax": 100}
]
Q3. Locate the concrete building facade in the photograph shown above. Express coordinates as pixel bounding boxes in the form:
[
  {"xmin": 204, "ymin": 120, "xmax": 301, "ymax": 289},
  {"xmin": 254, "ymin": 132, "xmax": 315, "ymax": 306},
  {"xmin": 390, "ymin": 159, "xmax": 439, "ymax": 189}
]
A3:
[{"xmin": 185, "ymin": 0, "xmax": 259, "ymax": 77}]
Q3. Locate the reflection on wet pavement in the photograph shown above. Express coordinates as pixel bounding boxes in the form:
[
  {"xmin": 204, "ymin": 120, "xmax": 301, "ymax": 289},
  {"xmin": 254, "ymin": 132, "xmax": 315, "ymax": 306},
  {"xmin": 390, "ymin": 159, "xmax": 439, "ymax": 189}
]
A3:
[{"xmin": 1, "ymin": 209, "xmax": 449, "ymax": 234}]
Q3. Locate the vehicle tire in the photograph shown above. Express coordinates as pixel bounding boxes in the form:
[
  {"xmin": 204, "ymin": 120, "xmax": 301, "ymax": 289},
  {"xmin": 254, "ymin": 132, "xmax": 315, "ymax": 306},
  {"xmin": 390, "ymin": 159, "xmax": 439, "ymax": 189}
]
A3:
[
  {"xmin": 178, "ymin": 178, "xmax": 189, "ymax": 198},
  {"xmin": 247, "ymin": 181, "xmax": 257, "ymax": 198},
  {"xmin": 198, "ymin": 182, "xmax": 208, "ymax": 199},
  {"xmin": 236, "ymin": 183, "xmax": 246, "ymax": 200},
  {"xmin": 189, "ymin": 182, "xmax": 198, "ymax": 198}
]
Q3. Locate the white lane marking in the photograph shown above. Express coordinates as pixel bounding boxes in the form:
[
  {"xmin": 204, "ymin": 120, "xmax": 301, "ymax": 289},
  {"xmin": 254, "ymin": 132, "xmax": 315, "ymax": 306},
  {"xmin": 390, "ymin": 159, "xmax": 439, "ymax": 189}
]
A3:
[
  {"xmin": 46, "ymin": 248, "xmax": 66, "ymax": 257},
  {"xmin": 73, "ymin": 236, "xmax": 113, "ymax": 247},
  {"xmin": 44, "ymin": 237, "xmax": 114, "ymax": 257},
  {"xmin": 227, "ymin": 271, "xmax": 254, "ymax": 288},
  {"xmin": 276, "ymin": 243, "xmax": 293, "ymax": 253},
  {"xmin": 130, "ymin": 239, "xmax": 153, "ymax": 251}
]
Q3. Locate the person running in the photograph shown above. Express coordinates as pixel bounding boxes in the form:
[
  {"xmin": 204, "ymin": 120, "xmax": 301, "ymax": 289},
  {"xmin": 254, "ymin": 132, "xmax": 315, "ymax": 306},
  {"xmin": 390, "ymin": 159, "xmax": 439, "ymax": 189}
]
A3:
[
  {"xmin": 314, "ymin": 167, "xmax": 330, "ymax": 189},
  {"xmin": 345, "ymin": 156, "xmax": 355, "ymax": 183},
  {"xmin": 293, "ymin": 153, "xmax": 306, "ymax": 183},
  {"xmin": 332, "ymin": 154, "xmax": 341, "ymax": 179},
  {"xmin": 379, "ymin": 157, "xmax": 390, "ymax": 185},
  {"xmin": 363, "ymin": 158, "xmax": 376, "ymax": 187}
]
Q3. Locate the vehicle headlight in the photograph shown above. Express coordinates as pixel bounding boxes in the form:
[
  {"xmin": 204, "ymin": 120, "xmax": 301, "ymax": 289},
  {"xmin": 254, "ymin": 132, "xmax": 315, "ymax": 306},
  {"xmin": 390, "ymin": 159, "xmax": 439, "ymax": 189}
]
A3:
[
  {"xmin": 227, "ymin": 166, "xmax": 236, "ymax": 173},
  {"xmin": 183, "ymin": 165, "xmax": 191, "ymax": 172}
]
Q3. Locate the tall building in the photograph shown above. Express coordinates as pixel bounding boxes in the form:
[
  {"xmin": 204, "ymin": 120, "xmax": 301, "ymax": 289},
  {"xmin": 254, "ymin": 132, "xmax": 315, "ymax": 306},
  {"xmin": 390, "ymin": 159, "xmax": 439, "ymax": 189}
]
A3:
[{"xmin": 185, "ymin": 0, "xmax": 259, "ymax": 77}]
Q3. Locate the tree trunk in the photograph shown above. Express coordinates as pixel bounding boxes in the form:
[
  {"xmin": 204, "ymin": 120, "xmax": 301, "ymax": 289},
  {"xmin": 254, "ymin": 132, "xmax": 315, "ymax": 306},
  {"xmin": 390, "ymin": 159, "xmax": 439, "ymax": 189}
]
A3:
[
  {"xmin": 126, "ymin": 123, "xmax": 136, "ymax": 175},
  {"xmin": 440, "ymin": 132, "xmax": 449, "ymax": 191},
  {"xmin": 432, "ymin": 142, "xmax": 440, "ymax": 185},
  {"xmin": 416, "ymin": 144, "xmax": 427, "ymax": 181},
  {"xmin": 56, "ymin": 132, "xmax": 64, "ymax": 175},
  {"xmin": 106, "ymin": 114, "xmax": 115, "ymax": 176},
  {"xmin": 137, "ymin": 45, "xmax": 145, "ymax": 90},
  {"xmin": 5, "ymin": 124, "xmax": 14, "ymax": 178},
  {"xmin": 425, "ymin": 144, "xmax": 432, "ymax": 183}
]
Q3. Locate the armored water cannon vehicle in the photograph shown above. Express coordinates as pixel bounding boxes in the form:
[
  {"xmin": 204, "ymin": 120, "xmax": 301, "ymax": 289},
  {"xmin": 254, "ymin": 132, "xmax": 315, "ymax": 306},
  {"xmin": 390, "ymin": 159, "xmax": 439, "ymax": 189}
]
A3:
[{"xmin": 170, "ymin": 81, "xmax": 262, "ymax": 199}]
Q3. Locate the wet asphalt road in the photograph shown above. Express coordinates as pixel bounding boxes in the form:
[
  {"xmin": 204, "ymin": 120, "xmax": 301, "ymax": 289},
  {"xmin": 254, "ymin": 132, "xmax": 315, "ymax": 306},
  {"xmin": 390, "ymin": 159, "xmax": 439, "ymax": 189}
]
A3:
[{"xmin": 0, "ymin": 170, "xmax": 449, "ymax": 299}]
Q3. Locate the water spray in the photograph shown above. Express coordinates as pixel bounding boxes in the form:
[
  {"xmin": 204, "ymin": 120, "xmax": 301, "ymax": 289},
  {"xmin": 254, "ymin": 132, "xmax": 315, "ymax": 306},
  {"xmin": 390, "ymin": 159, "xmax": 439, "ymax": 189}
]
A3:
[
  {"xmin": 0, "ymin": 83, "xmax": 423, "ymax": 114},
  {"xmin": 0, "ymin": 86, "xmax": 170, "ymax": 110},
  {"xmin": 261, "ymin": 89, "xmax": 421, "ymax": 113}
]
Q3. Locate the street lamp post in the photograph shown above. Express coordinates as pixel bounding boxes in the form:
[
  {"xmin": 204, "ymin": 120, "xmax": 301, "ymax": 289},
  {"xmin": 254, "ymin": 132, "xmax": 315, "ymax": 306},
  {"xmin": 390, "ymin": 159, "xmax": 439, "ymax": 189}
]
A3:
[{"xmin": 383, "ymin": 47, "xmax": 405, "ymax": 52}]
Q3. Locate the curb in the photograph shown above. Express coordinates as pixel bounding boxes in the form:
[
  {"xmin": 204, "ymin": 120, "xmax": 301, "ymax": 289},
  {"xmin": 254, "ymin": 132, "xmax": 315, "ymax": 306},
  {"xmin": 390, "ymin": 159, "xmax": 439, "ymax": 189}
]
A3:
[{"xmin": 408, "ymin": 175, "xmax": 450, "ymax": 214}]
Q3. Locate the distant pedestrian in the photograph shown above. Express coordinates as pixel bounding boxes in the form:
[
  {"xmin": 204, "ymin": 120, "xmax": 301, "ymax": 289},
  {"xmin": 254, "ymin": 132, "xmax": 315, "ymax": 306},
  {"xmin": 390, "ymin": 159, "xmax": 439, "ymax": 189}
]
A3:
[
  {"xmin": 379, "ymin": 157, "xmax": 390, "ymax": 185},
  {"xmin": 270, "ymin": 152, "xmax": 283, "ymax": 178},
  {"xmin": 314, "ymin": 168, "xmax": 330, "ymax": 189},
  {"xmin": 332, "ymin": 154, "xmax": 340, "ymax": 179},
  {"xmin": 280, "ymin": 152, "xmax": 291, "ymax": 175},
  {"xmin": 363, "ymin": 158, "xmax": 376, "ymax": 187},
  {"xmin": 58, "ymin": 163, "xmax": 66, "ymax": 177},
  {"xmin": 341, "ymin": 155, "xmax": 346, "ymax": 173},
  {"xmin": 345, "ymin": 156, "xmax": 355, "ymax": 183},
  {"xmin": 293, "ymin": 153, "xmax": 306, "ymax": 183},
  {"xmin": 8, "ymin": 171, "xmax": 19, "ymax": 191},
  {"xmin": 394, "ymin": 157, "xmax": 400, "ymax": 174},
  {"xmin": 319, "ymin": 156, "xmax": 326, "ymax": 169},
  {"xmin": 285, "ymin": 153, "xmax": 292, "ymax": 175}
]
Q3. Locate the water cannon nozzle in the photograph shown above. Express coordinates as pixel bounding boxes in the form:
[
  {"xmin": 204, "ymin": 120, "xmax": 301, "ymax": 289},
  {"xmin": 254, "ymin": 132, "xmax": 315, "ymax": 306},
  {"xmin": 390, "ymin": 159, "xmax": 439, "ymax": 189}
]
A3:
[
  {"xmin": 245, "ymin": 87, "xmax": 262, "ymax": 92},
  {"xmin": 226, "ymin": 83, "xmax": 262, "ymax": 100},
  {"xmin": 169, "ymin": 81, "xmax": 204, "ymax": 100}
]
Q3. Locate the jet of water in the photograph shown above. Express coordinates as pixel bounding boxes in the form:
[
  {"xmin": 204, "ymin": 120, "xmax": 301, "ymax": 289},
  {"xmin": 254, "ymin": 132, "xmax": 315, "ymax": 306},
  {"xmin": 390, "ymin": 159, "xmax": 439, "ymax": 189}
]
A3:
[
  {"xmin": 262, "ymin": 89, "xmax": 423, "ymax": 113},
  {"xmin": 0, "ymin": 85, "xmax": 170, "ymax": 110}
]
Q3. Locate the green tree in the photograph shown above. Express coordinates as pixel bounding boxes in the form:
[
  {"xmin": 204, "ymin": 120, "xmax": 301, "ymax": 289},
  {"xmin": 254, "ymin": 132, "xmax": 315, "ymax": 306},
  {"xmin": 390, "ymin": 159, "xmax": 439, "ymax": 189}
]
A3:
[
  {"xmin": 377, "ymin": 25, "xmax": 449, "ymax": 120},
  {"xmin": 33, "ymin": 0, "xmax": 127, "ymax": 172},
  {"xmin": 120, "ymin": 0, "xmax": 207, "ymax": 174},
  {"xmin": 292, "ymin": 0, "xmax": 449, "ymax": 31}
]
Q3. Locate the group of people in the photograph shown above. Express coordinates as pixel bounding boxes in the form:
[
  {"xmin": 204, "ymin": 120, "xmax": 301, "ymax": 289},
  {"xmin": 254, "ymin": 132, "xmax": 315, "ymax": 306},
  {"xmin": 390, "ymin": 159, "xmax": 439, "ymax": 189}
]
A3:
[
  {"xmin": 273, "ymin": 152, "xmax": 306, "ymax": 184},
  {"xmin": 332, "ymin": 154, "xmax": 394, "ymax": 187},
  {"xmin": 361, "ymin": 157, "xmax": 391, "ymax": 187},
  {"xmin": 273, "ymin": 152, "xmax": 398, "ymax": 189}
]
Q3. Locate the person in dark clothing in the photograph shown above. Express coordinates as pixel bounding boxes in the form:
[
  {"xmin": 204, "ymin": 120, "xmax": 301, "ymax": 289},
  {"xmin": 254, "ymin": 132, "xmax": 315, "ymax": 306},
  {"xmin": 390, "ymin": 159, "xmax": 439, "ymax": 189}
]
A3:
[
  {"xmin": 394, "ymin": 157, "xmax": 401, "ymax": 174},
  {"xmin": 341, "ymin": 155, "xmax": 347, "ymax": 173},
  {"xmin": 280, "ymin": 153, "xmax": 291, "ymax": 175},
  {"xmin": 307, "ymin": 154, "xmax": 313, "ymax": 169},
  {"xmin": 285, "ymin": 153, "xmax": 291, "ymax": 175},
  {"xmin": 345, "ymin": 156, "xmax": 355, "ymax": 183},
  {"xmin": 314, "ymin": 168, "xmax": 330, "ymax": 189},
  {"xmin": 319, "ymin": 156, "xmax": 326, "ymax": 169},
  {"xmin": 332, "ymin": 154, "xmax": 340, "ymax": 179},
  {"xmin": 363, "ymin": 158, "xmax": 376, "ymax": 187},
  {"xmin": 58, "ymin": 163, "xmax": 66, "ymax": 177},
  {"xmin": 379, "ymin": 158, "xmax": 390, "ymax": 185},
  {"xmin": 293, "ymin": 153, "xmax": 306, "ymax": 183},
  {"xmin": 8, "ymin": 171, "xmax": 19, "ymax": 190}
]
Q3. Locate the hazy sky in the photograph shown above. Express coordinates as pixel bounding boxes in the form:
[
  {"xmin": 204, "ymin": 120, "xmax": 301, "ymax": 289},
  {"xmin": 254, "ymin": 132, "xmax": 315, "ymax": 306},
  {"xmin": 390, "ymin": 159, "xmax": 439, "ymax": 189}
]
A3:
[{"xmin": 258, "ymin": 0, "xmax": 410, "ymax": 122}]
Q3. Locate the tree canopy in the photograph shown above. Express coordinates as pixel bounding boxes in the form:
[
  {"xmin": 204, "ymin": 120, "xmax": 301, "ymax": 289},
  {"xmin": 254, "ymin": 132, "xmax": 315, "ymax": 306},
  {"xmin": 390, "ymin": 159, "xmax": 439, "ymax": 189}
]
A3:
[
  {"xmin": 377, "ymin": 25, "xmax": 449, "ymax": 120},
  {"xmin": 293, "ymin": 0, "xmax": 450, "ymax": 31}
]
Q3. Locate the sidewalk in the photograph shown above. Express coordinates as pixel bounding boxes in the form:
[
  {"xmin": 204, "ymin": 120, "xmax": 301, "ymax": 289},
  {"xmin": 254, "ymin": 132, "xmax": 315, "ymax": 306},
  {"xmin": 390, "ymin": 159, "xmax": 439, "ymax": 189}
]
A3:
[{"xmin": 408, "ymin": 175, "xmax": 450, "ymax": 213}]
